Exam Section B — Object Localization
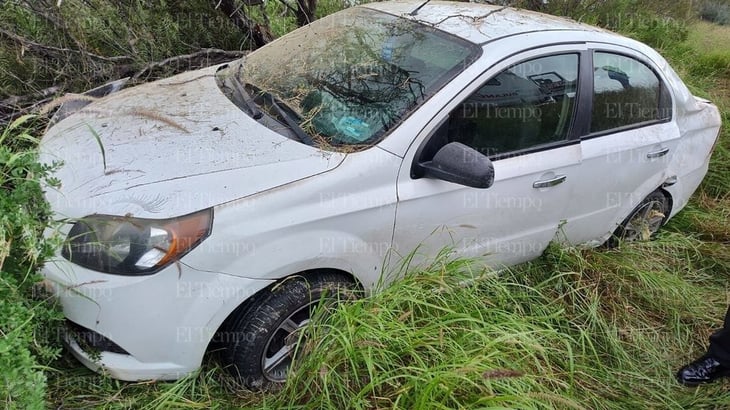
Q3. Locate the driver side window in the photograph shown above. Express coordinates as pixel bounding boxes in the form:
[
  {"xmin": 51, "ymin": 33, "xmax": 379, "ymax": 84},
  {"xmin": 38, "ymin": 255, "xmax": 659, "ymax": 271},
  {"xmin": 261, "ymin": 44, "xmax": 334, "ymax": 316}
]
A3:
[{"xmin": 447, "ymin": 54, "xmax": 579, "ymax": 158}]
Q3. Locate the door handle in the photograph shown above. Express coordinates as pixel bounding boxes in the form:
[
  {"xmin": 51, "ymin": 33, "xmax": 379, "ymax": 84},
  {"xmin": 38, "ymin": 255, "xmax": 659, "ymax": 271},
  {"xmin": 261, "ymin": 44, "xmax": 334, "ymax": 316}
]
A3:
[
  {"xmin": 532, "ymin": 174, "xmax": 566, "ymax": 189},
  {"xmin": 647, "ymin": 147, "xmax": 669, "ymax": 159}
]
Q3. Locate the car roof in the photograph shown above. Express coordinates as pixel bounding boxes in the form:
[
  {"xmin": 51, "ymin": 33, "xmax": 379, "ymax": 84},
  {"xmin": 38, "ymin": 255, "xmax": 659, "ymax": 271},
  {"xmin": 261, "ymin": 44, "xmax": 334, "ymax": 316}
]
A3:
[
  {"xmin": 361, "ymin": 1, "xmax": 700, "ymax": 123},
  {"xmin": 364, "ymin": 0, "xmax": 608, "ymax": 45}
]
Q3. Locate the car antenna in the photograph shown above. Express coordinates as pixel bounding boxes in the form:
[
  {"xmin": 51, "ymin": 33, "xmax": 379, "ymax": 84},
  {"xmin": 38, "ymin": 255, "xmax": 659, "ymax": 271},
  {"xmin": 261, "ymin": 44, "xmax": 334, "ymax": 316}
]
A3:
[{"xmin": 409, "ymin": 0, "xmax": 431, "ymax": 16}]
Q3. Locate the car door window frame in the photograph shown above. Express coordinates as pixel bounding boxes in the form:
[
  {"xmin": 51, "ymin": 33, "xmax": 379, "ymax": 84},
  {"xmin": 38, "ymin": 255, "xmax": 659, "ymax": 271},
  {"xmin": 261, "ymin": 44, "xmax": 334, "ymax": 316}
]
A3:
[
  {"xmin": 582, "ymin": 46, "xmax": 674, "ymax": 140},
  {"xmin": 412, "ymin": 47, "xmax": 589, "ymax": 179}
]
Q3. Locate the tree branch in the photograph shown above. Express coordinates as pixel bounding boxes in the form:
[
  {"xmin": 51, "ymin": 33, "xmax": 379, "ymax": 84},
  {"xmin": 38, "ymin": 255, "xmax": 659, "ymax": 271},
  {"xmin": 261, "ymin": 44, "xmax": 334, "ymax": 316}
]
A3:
[
  {"xmin": 0, "ymin": 28, "xmax": 132, "ymax": 63},
  {"xmin": 212, "ymin": 0, "xmax": 274, "ymax": 48},
  {"xmin": 131, "ymin": 48, "xmax": 247, "ymax": 81}
]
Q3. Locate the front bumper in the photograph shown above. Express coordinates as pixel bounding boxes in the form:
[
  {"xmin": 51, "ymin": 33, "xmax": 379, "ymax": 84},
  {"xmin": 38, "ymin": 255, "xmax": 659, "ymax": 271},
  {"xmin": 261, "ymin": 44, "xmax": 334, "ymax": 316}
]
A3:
[{"xmin": 43, "ymin": 258, "xmax": 273, "ymax": 381}]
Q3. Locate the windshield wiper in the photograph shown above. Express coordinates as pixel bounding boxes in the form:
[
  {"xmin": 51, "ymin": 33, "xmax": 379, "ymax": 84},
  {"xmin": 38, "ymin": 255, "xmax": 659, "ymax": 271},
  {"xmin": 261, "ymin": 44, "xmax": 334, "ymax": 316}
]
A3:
[
  {"xmin": 257, "ymin": 89, "xmax": 315, "ymax": 146},
  {"xmin": 229, "ymin": 63, "xmax": 263, "ymax": 120}
]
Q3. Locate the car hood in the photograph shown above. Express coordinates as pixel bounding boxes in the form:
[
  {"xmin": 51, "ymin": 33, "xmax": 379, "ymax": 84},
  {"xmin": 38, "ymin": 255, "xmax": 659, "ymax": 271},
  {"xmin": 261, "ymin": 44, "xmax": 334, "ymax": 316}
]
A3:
[{"xmin": 40, "ymin": 65, "xmax": 345, "ymax": 219}]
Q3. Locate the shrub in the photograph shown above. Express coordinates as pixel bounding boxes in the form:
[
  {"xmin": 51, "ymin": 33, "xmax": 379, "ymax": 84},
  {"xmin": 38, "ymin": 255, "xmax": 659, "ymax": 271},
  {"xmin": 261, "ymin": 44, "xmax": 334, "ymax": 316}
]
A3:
[
  {"xmin": 700, "ymin": 1, "xmax": 730, "ymax": 25},
  {"xmin": 506, "ymin": 0, "xmax": 691, "ymax": 49},
  {"xmin": 596, "ymin": 12, "xmax": 689, "ymax": 48},
  {"xmin": 0, "ymin": 116, "xmax": 63, "ymax": 409}
]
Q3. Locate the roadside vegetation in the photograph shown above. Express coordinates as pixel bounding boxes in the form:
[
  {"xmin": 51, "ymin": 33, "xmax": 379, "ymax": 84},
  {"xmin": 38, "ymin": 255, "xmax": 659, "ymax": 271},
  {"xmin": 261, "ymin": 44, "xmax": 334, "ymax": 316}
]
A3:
[
  {"xmin": 1, "ymin": 0, "xmax": 729, "ymax": 408},
  {"xmin": 1, "ymin": 116, "xmax": 64, "ymax": 408},
  {"xmin": 700, "ymin": 0, "xmax": 730, "ymax": 25}
]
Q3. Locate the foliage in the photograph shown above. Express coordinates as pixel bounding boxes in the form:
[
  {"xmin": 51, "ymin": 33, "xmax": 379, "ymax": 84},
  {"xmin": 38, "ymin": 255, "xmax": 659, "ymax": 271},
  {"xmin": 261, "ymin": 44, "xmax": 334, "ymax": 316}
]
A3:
[
  {"xmin": 508, "ymin": 0, "xmax": 693, "ymax": 21},
  {"xmin": 0, "ymin": 116, "xmax": 64, "ymax": 409},
  {"xmin": 609, "ymin": 14, "xmax": 689, "ymax": 49},
  {"xmin": 690, "ymin": 52, "xmax": 730, "ymax": 78},
  {"xmin": 700, "ymin": 0, "xmax": 730, "ymax": 25},
  {"xmin": 0, "ymin": 0, "xmax": 247, "ymax": 99},
  {"xmin": 503, "ymin": 0, "xmax": 691, "ymax": 49},
  {"xmin": 0, "ymin": 0, "xmax": 356, "ymax": 105}
]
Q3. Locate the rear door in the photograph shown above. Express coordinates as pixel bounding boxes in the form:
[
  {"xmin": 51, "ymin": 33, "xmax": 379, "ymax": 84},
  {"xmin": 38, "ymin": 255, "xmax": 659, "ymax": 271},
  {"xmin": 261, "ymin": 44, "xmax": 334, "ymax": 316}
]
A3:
[{"xmin": 560, "ymin": 45, "xmax": 681, "ymax": 245}]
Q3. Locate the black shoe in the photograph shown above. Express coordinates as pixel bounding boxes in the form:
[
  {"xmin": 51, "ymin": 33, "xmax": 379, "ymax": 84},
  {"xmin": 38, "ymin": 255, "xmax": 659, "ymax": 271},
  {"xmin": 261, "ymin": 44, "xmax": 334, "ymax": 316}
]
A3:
[{"xmin": 676, "ymin": 355, "xmax": 730, "ymax": 386}]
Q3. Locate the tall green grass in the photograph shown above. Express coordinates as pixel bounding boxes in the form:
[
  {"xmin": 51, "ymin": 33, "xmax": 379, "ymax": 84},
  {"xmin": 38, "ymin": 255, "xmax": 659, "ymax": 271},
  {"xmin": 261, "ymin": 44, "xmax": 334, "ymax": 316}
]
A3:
[{"xmin": 268, "ymin": 232, "xmax": 730, "ymax": 409}]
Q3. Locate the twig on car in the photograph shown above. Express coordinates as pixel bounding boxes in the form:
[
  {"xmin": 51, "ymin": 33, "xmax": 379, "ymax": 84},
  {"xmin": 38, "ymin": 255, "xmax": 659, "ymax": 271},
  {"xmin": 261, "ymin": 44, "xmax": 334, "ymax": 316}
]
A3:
[
  {"xmin": 131, "ymin": 48, "xmax": 247, "ymax": 81},
  {"xmin": 430, "ymin": 6, "xmax": 508, "ymax": 26}
]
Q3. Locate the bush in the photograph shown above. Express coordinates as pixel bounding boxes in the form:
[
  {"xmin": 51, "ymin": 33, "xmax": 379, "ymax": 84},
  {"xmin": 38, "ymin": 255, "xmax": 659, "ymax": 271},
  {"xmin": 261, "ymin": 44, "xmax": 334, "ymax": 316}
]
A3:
[
  {"xmin": 691, "ymin": 52, "xmax": 730, "ymax": 77},
  {"xmin": 0, "ymin": 116, "xmax": 63, "ymax": 409},
  {"xmin": 507, "ymin": 0, "xmax": 691, "ymax": 49},
  {"xmin": 509, "ymin": 0, "xmax": 693, "ymax": 21},
  {"xmin": 700, "ymin": 1, "xmax": 730, "ymax": 25}
]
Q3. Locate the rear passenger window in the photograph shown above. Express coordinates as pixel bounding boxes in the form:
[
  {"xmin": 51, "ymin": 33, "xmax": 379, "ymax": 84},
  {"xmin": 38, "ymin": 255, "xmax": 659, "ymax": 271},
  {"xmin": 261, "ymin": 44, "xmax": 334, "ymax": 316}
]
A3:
[
  {"xmin": 448, "ymin": 53, "xmax": 579, "ymax": 157},
  {"xmin": 591, "ymin": 52, "xmax": 671, "ymax": 134}
]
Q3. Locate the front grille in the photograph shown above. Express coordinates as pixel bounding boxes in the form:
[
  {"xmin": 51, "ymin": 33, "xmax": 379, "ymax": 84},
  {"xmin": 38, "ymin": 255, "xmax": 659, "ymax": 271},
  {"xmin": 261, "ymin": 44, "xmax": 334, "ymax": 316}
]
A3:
[{"xmin": 65, "ymin": 320, "xmax": 129, "ymax": 355}]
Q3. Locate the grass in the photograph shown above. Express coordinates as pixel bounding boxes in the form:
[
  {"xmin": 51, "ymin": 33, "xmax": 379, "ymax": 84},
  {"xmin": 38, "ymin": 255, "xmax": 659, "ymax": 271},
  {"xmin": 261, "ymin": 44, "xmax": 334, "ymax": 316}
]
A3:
[
  {"xmin": 278, "ymin": 237, "xmax": 730, "ymax": 409},
  {"xmin": 0, "ymin": 6, "xmax": 723, "ymax": 410},
  {"xmin": 688, "ymin": 21, "xmax": 730, "ymax": 55}
]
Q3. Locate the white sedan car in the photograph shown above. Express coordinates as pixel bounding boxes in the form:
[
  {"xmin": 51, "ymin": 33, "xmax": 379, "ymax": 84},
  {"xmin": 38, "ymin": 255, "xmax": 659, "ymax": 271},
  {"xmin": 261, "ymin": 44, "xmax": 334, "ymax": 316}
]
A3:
[{"xmin": 40, "ymin": 0, "xmax": 721, "ymax": 389}]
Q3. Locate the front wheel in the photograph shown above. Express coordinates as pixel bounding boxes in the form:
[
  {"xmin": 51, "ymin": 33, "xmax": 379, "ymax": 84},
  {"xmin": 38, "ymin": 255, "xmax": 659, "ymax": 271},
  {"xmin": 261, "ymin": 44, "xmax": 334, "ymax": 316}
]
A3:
[
  {"xmin": 221, "ymin": 272, "xmax": 358, "ymax": 390},
  {"xmin": 609, "ymin": 190, "xmax": 669, "ymax": 247}
]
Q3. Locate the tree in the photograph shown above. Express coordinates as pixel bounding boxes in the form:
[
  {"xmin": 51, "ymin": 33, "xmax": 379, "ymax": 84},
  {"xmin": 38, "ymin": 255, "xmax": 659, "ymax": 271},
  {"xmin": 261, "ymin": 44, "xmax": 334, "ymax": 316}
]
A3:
[{"xmin": 211, "ymin": 0, "xmax": 274, "ymax": 48}]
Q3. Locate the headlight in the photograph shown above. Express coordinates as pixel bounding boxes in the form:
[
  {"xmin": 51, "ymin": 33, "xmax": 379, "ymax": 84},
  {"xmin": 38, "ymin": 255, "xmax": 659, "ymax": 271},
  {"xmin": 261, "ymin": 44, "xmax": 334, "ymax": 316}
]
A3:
[{"xmin": 62, "ymin": 208, "xmax": 213, "ymax": 275}]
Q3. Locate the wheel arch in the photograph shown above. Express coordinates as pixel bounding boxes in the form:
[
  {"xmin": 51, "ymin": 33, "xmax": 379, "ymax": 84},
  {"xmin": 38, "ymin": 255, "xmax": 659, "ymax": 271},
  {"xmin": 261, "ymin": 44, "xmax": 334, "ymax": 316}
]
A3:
[
  {"xmin": 605, "ymin": 186, "xmax": 673, "ymax": 247},
  {"xmin": 206, "ymin": 267, "xmax": 362, "ymax": 355},
  {"xmin": 658, "ymin": 186, "xmax": 674, "ymax": 219}
]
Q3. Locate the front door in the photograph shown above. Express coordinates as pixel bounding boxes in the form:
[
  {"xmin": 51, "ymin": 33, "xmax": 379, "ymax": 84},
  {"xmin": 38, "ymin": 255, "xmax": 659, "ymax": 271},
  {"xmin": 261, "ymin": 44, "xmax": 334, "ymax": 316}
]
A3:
[{"xmin": 390, "ymin": 49, "xmax": 586, "ymax": 273}]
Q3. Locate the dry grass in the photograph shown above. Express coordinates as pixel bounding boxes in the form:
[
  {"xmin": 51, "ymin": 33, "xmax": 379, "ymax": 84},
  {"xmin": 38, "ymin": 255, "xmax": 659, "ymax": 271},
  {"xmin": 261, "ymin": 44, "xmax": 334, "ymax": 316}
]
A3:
[{"xmin": 688, "ymin": 21, "xmax": 730, "ymax": 52}]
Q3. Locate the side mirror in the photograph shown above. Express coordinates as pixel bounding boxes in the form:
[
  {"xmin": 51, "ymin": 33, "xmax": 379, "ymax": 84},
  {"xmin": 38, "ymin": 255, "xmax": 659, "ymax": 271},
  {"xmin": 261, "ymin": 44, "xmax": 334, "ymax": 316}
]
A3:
[{"xmin": 417, "ymin": 142, "xmax": 494, "ymax": 189}]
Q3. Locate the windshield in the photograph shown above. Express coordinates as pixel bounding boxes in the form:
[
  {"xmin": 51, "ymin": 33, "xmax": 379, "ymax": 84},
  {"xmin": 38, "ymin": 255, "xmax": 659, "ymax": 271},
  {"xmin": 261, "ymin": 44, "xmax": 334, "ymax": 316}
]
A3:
[{"xmin": 232, "ymin": 7, "xmax": 480, "ymax": 151}]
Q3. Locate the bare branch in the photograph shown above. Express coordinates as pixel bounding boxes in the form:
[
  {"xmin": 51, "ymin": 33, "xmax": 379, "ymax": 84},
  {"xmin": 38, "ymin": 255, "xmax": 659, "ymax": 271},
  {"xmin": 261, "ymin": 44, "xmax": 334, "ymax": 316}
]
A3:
[
  {"xmin": 1, "ymin": 86, "xmax": 61, "ymax": 109},
  {"xmin": 430, "ymin": 6, "xmax": 509, "ymax": 26},
  {"xmin": 295, "ymin": 0, "xmax": 317, "ymax": 26},
  {"xmin": 131, "ymin": 48, "xmax": 247, "ymax": 81},
  {"xmin": 0, "ymin": 28, "xmax": 132, "ymax": 63}
]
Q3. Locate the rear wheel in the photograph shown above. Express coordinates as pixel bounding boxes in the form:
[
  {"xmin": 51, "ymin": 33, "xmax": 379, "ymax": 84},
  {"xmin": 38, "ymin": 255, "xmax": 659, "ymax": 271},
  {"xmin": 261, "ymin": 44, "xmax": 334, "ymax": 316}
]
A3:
[
  {"xmin": 221, "ymin": 272, "xmax": 357, "ymax": 390},
  {"xmin": 609, "ymin": 190, "xmax": 669, "ymax": 246}
]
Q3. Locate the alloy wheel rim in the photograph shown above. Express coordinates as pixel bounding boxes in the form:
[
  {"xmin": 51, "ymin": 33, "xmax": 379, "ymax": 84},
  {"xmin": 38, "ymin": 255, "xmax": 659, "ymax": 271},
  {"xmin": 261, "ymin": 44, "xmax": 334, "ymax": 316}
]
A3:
[{"xmin": 260, "ymin": 301, "xmax": 316, "ymax": 382}]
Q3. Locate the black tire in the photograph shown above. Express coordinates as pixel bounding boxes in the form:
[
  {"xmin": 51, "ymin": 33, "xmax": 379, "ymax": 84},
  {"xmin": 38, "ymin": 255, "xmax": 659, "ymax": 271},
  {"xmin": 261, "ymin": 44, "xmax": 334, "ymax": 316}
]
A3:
[
  {"xmin": 221, "ymin": 272, "xmax": 357, "ymax": 390},
  {"xmin": 608, "ymin": 190, "xmax": 669, "ymax": 247}
]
